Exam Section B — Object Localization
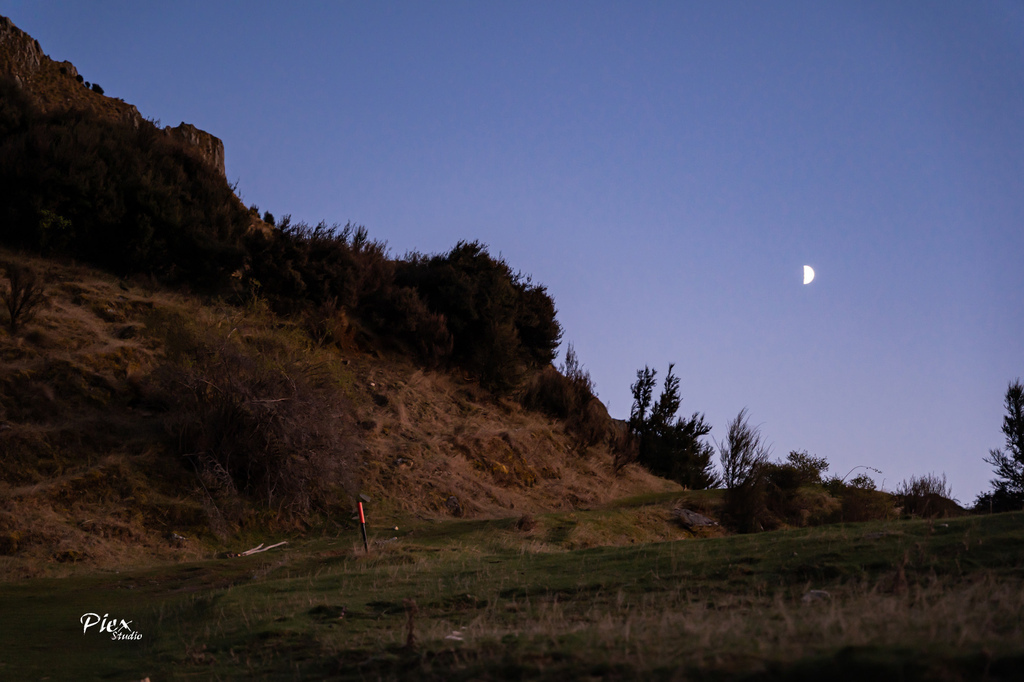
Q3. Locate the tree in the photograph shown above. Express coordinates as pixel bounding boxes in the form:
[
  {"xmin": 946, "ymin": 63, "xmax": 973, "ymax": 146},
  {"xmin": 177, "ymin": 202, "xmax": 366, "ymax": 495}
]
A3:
[
  {"xmin": 718, "ymin": 408, "xmax": 770, "ymax": 489},
  {"xmin": 628, "ymin": 366, "xmax": 656, "ymax": 450},
  {"xmin": 782, "ymin": 450, "xmax": 829, "ymax": 486},
  {"xmin": 628, "ymin": 364, "xmax": 719, "ymax": 489},
  {"xmin": 718, "ymin": 408, "xmax": 771, "ymax": 532},
  {"xmin": 981, "ymin": 379, "xmax": 1024, "ymax": 510},
  {"xmin": 1, "ymin": 260, "xmax": 47, "ymax": 334}
]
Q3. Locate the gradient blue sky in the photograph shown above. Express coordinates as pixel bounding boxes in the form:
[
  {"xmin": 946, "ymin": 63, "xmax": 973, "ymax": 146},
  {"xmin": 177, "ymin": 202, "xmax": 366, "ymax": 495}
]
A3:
[{"xmin": 5, "ymin": 1, "xmax": 1022, "ymax": 501}]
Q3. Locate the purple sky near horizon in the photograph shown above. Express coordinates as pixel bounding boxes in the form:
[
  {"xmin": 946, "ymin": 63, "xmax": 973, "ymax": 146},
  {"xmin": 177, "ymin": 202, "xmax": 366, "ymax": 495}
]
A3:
[{"xmin": 5, "ymin": 1, "xmax": 1022, "ymax": 501}]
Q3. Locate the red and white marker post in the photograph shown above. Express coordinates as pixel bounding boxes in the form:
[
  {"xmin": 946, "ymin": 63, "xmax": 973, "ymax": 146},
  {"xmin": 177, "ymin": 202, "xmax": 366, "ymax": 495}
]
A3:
[{"xmin": 358, "ymin": 501, "xmax": 369, "ymax": 553}]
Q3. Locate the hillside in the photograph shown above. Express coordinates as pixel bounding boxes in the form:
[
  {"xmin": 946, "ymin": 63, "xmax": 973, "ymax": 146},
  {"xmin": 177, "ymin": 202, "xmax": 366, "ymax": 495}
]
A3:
[
  {"xmin": 0, "ymin": 248, "xmax": 680, "ymax": 576},
  {"xmin": 0, "ymin": 14, "xmax": 696, "ymax": 575}
]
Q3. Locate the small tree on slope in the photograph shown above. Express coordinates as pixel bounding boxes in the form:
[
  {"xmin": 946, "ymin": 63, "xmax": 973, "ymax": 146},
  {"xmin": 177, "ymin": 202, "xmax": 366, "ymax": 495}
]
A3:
[
  {"xmin": 981, "ymin": 379, "xmax": 1024, "ymax": 510},
  {"xmin": 628, "ymin": 364, "xmax": 719, "ymax": 489}
]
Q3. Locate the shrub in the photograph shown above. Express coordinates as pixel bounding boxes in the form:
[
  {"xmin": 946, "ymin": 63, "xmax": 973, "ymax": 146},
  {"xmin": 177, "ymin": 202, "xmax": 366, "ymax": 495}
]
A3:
[
  {"xmin": 762, "ymin": 451, "xmax": 831, "ymax": 526},
  {"xmin": 361, "ymin": 283, "xmax": 453, "ymax": 365},
  {"xmin": 38, "ymin": 209, "xmax": 73, "ymax": 253},
  {"xmin": 521, "ymin": 365, "xmax": 576, "ymax": 419},
  {"xmin": 839, "ymin": 487, "xmax": 895, "ymax": 522},
  {"xmin": 848, "ymin": 473, "xmax": 877, "ymax": 490},
  {"xmin": 819, "ymin": 471, "xmax": 897, "ymax": 523},
  {"xmin": 398, "ymin": 241, "xmax": 561, "ymax": 392},
  {"xmin": 896, "ymin": 472, "xmax": 951, "ymax": 499},
  {"xmin": 973, "ymin": 488, "xmax": 1021, "ymax": 514},
  {"xmin": 782, "ymin": 450, "xmax": 829, "ymax": 485},
  {"xmin": 156, "ymin": 316, "xmax": 358, "ymax": 518},
  {"xmin": 91, "ymin": 83, "xmax": 104, "ymax": 95},
  {"xmin": 718, "ymin": 408, "xmax": 769, "ymax": 490},
  {"xmin": 896, "ymin": 472, "xmax": 959, "ymax": 518},
  {"xmin": 718, "ymin": 408, "xmax": 771, "ymax": 532},
  {"xmin": 0, "ymin": 260, "xmax": 47, "ymax": 334},
  {"xmin": 521, "ymin": 345, "xmax": 614, "ymax": 450}
]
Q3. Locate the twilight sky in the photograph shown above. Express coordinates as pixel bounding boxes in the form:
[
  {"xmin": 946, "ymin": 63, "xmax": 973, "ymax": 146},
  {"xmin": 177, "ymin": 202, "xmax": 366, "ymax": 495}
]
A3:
[{"xmin": 6, "ymin": 1, "xmax": 1023, "ymax": 501}]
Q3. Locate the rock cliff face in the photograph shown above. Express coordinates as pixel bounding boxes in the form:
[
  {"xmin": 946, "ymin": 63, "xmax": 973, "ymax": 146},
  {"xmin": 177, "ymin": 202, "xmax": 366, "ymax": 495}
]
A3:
[
  {"xmin": 0, "ymin": 14, "xmax": 225, "ymax": 176},
  {"xmin": 0, "ymin": 15, "xmax": 45, "ymax": 81},
  {"xmin": 164, "ymin": 122, "xmax": 226, "ymax": 177}
]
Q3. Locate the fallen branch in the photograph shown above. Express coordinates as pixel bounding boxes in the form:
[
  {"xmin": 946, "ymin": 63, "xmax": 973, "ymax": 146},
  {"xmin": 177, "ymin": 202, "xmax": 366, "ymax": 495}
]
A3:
[{"xmin": 236, "ymin": 541, "xmax": 288, "ymax": 557}]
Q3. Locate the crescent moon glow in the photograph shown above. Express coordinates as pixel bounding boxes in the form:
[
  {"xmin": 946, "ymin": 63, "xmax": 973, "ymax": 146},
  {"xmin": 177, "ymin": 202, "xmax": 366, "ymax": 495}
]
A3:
[{"xmin": 803, "ymin": 265, "xmax": 815, "ymax": 285}]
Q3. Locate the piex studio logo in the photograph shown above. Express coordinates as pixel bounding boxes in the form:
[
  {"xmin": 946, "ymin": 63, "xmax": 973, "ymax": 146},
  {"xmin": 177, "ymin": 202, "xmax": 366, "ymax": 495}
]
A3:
[{"xmin": 80, "ymin": 612, "xmax": 142, "ymax": 641}]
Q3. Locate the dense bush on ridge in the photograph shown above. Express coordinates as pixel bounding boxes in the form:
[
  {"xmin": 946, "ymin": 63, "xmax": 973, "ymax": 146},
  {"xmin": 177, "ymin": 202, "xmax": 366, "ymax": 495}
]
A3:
[
  {"xmin": 397, "ymin": 240, "xmax": 561, "ymax": 391},
  {"xmin": 245, "ymin": 223, "xmax": 560, "ymax": 389}
]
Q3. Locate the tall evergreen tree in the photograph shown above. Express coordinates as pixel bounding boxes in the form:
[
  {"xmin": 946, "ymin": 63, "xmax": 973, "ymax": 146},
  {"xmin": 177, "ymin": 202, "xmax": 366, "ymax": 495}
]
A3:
[
  {"xmin": 982, "ymin": 379, "xmax": 1024, "ymax": 510},
  {"xmin": 628, "ymin": 364, "xmax": 719, "ymax": 489}
]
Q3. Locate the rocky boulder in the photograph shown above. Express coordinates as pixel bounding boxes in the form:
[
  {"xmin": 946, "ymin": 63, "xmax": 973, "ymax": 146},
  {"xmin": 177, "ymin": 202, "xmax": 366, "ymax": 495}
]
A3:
[{"xmin": 671, "ymin": 507, "xmax": 719, "ymax": 529}]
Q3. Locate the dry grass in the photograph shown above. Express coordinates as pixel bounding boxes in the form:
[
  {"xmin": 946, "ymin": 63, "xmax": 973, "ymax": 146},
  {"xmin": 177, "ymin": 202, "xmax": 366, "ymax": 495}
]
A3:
[
  {"xmin": 413, "ymin": 574, "xmax": 1024, "ymax": 670},
  {"xmin": 352, "ymin": 363, "xmax": 680, "ymax": 523}
]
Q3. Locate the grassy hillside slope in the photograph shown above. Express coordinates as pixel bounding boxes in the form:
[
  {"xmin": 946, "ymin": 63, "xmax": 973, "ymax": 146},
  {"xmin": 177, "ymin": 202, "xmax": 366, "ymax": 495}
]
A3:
[{"xmin": 0, "ymin": 248, "xmax": 679, "ymax": 577}]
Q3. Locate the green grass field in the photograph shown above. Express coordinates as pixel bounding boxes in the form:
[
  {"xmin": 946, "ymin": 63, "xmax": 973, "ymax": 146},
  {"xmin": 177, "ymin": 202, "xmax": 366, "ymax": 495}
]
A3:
[{"xmin": 2, "ymin": 508, "xmax": 1023, "ymax": 681}]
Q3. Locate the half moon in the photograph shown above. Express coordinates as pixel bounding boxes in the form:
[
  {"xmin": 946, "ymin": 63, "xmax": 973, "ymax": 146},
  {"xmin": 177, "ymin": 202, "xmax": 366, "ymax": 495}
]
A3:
[{"xmin": 803, "ymin": 265, "xmax": 815, "ymax": 285}]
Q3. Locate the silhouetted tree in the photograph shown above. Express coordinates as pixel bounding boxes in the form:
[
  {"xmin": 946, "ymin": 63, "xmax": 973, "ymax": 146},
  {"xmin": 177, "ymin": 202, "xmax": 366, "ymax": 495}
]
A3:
[
  {"xmin": 718, "ymin": 408, "xmax": 770, "ymax": 489},
  {"xmin": 719, "ymin": 408, "xmax": 771, "ymax": 532},
  {"xmin": 628, "ymin": 364, "xmax": 719, "ymax": 489},
  {"xmin": 980, "ymin": 379, "xmax": 1024, "ymax": 510},
  {"xmin": 628, "ymin": 366, "xmax": 656, "ymax": 444}
]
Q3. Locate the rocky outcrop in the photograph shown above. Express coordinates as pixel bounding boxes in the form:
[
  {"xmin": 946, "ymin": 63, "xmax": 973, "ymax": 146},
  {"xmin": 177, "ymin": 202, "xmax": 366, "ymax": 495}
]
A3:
[
  {"xmin": 165, "ymin": 122, "xmax": 226, "ymax": 177},
  {"xmin": 0, "ymin": 15, "xmax": 43, "ymax": 86},
  {"xmin": 0, "ymin": 15, "xmax": 81, "ymax": 97},
  {"xmin": 1, "ymin": 14, "xmax": 225, "ymax": 176}
]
